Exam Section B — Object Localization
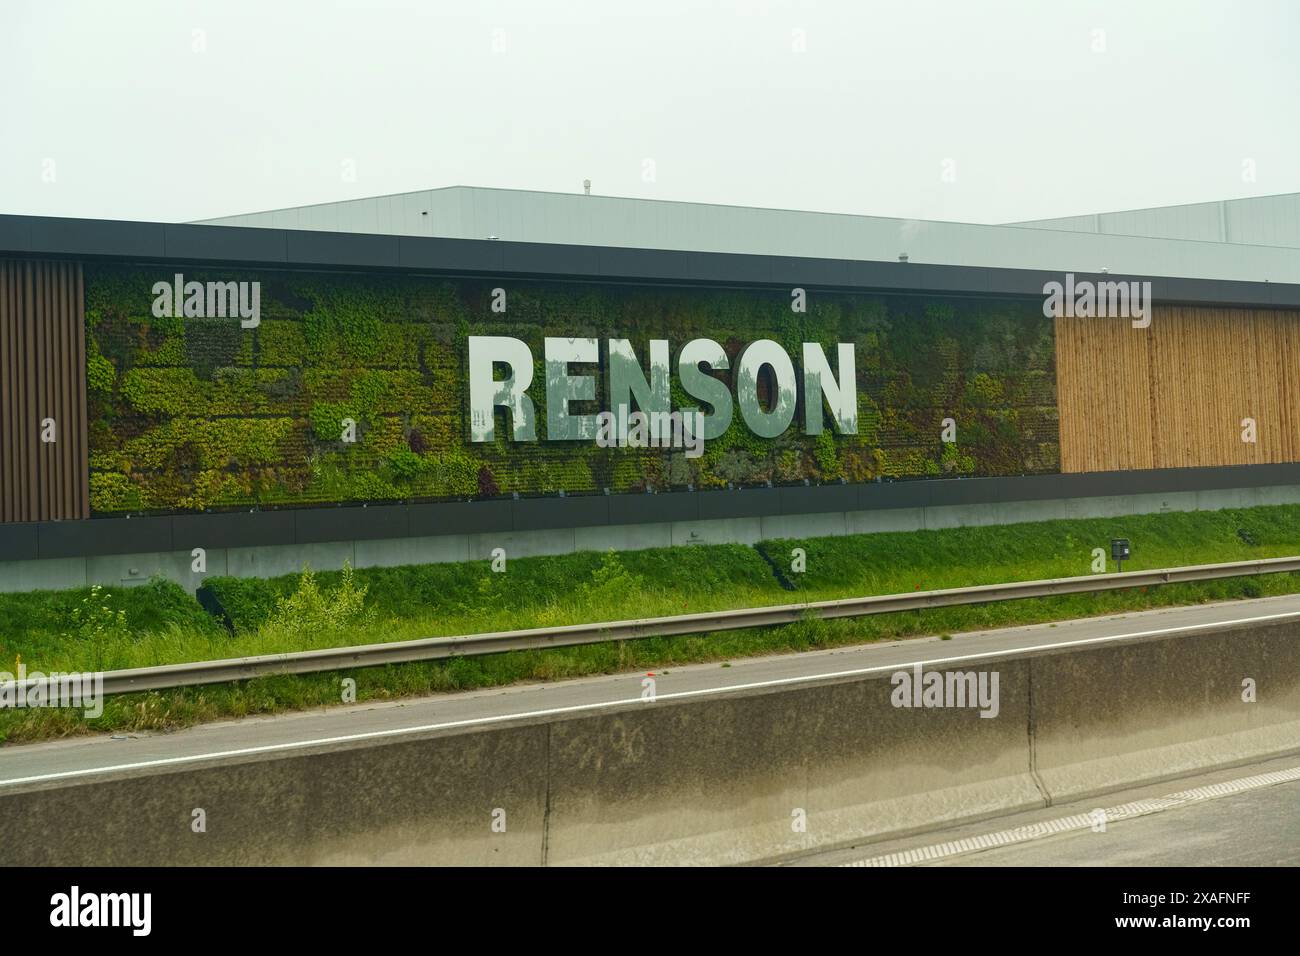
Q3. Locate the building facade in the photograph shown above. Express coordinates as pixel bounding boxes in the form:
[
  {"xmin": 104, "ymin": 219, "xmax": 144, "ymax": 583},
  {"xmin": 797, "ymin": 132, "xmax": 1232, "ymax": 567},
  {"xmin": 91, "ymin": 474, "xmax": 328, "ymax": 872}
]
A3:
[{"xmin": 3, "ymin": 209, "xmax": 1300, "ymax": 591}]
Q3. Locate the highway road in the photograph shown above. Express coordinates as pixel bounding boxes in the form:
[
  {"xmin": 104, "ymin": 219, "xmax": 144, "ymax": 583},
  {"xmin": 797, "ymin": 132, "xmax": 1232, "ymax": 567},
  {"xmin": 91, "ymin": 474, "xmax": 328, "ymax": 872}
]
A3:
[
  {"xmin": 790, "ymin": 752, "xmax": 1300, "ymax": 867},
  {"xmin": 3, "ymin": 591, "xmax": 1300, "ymax": 790}
]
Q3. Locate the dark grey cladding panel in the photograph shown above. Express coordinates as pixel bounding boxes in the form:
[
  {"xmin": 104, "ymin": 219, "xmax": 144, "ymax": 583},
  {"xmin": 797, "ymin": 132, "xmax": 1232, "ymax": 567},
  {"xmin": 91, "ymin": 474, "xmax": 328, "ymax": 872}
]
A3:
[
  {"xmin": 927, "ymin": 477, "xmax": 1002, "ymax": 506},
  {"xmin": 592, "ymin": 245, "xmax": 673, "ymax": 281},
  {"xmin": 1212, "ymin": 280, "xmax": 1278, "ymax": 307},
  {"xmin": 1233, "ymin": 462, "xmax": 1300, "ymax": 486},
  {"xmin": 500, "ymin": 241, "xmax": 601, "ymax": 278},
  {"xmin": 840, "ymin": 259, "xmax": 917, "ymax": 291},
  {"xmin": 998, "ymin": 474, "xmax": 1070, "ymax": 502},
  {"xmin": 690, "ymin": 251, "xmax": 778, "ymax": 286},
  {"xmin": 295, "ymin": 504, "xmax": 408, "ymax": 544},
  {"xmin": 398, "ymin": 236, "xmax": 505, "ymax": 273},
  {"xmin": 1119, "ymin": 467, "xmax": 1207, "ymax": 493},
  {"xmin": 29, "ymin": 217, "xmax": 165, "ymax": 259},
  {"xmin": 1151, "ymin": 276, "xmax": 1207, "ymax": 304},
  {"xmin": 779, "ymin": 484, "xmax": 858, "ymax": 515},
  {"xmin": 1217, "ymin": 463, "xmax": 1272, "ymax": 486},
  {"xmin": 1160, "ymin": 278, "xmax": 1263, "ymax": 308},
  {"xmin": 0, "ymin": 522, "xmax": 39, "ymax": 561},
  {"xmin": 765, "ymin": 256, "xmax": 852, "ymax": 289},
  {"xmin": 163, "ymin": 223, "xmax": 288, "ymax": 263},
  {"xmin": 408, "ymin": 500, "xmax": 512, "ymax": 535},
  {"xmin": 513, "ymin": 494, "xmax": 609, "ymax": 531},
  {"xmin": 697, "ymin": 486, "xmax": 782, "ymax": 519},
  {"xmin": 985, "ymin": 268, "xmax": 1058, "ymax": 298},
  {"xmin": 857, "ymin": 480, "xmax": 931, "ymax": 510},
  {"xmin": 285, "ymin": 230, "xmax": 401, "ymax": 268},
  {"xmin": 1154, "ymin": 467, "xmax": 1230, "ymax": 492},
  {"xmin": 607, "ymin": 491, "xmax": 699, "ymax": 525},
  {"xmin": 593, "ymin": 246, "xmax": 767, "ymax": 285},
  {"xmin": 1266, "ymin": 284, "xmax": 1300, "ymax": 308},
  {"xmin": 1151, "ymin": 463, "xmax": 1300, "ymax": 492},
  {"xmin": 0, "ymin": 215, "xmax": 35, "ymax": 253},
  {"xmin": 914, "ymin": 265, "xmax": 998, "ymax": 296},
  {"xmin": 1019, "ymin": 470, "xmax": 1092, "ymax": 502},
  {"xmin": 1068, "ymin": 269, "xmax": 1141, "ymax": 286},
  {"xmin": 38, "ymin": 516, "xmax": 173, "ymax": 559},
  {"xmin": 657, "ymin": 251, "xmax": 732, "ymax": 283},
  {"xmin": 1053, "ymin": 470, "xmax": 1129, "ymax": 497},
  {"xmin": 171, "ymin": 510, "xmax": 296, "ymax": 550}
]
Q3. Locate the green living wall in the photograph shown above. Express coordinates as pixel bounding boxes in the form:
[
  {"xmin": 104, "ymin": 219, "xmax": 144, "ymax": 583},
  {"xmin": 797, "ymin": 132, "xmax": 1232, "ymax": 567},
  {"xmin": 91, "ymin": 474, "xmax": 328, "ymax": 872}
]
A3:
[{"xmin": 83, "ymin": 265, "xmax": 1059, "ymax": 515}]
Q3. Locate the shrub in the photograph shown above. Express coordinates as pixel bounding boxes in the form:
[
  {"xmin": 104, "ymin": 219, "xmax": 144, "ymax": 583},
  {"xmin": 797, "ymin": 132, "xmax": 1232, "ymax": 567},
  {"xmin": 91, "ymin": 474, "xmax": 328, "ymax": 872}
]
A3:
[
  {"xmin": 66, "ymin": 584, "xmax": 129, "ymax": 670},
  {"xmin": 261, "ymin": 563, "xmax": 373, "ymax": 643},
  {"xmin": 86, "ymin": 348, "xmax": 116, "ymax": 395},
  {"xmin": 386, "ymin": 447, "xmax": 427, "ymax": 481}
]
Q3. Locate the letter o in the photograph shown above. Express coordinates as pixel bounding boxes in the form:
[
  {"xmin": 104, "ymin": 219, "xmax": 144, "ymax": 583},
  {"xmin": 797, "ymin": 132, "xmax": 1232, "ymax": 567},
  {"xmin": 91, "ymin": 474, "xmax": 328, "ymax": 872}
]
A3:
[{"xmin": 736, "ymin": 340, "xmax": 797, "ymax": 438}]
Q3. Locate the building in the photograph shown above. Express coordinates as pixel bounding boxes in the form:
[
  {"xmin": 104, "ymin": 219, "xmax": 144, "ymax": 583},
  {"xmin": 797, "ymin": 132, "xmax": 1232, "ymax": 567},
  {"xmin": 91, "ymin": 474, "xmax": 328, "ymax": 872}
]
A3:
[
  {"xmin": 3, "ymin": 190, "xmax": 1300, "ymax": 592},
  {"xmin": 197, "ymin": 186, "xmax": 1300, "ymax": 282}
]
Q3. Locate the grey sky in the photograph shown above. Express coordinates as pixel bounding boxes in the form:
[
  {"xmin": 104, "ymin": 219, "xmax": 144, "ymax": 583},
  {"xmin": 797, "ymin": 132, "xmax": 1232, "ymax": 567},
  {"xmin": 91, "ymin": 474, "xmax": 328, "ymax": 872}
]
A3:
[{"xmin": 2, "ymin": 0, "xmax": 1296, "ymax": 225}]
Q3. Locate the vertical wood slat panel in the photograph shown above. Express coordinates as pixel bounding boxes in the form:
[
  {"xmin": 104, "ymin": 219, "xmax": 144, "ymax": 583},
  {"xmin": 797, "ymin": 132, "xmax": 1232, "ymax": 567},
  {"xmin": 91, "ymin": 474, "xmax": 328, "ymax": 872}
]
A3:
[
  {"xmin": 38, "ymin": 261, "xmax": 50, "ymax": 518},
  {"xmin": 75, "ymin": 265, "xmax": 89, "ymax": 518},
  {"xmin": 1, "ymin": 262, "xmax": 12, "ymax": 521},
  {"xmin": 0, "ymin": 258, "xmax": 88, "ymax": 522},
  {"xmin": 22, "ymin": 262, "xmax": 37, "ymax": 518},
  {"xmin": 54, "ymin": 262, "xmax": 67, "ymax": 516},
  {"xmin": 1057, "ymin": 305, "xmax": 1300, "ymax": 473},
  {"xmin": 5, "ymin": 260, "xmax": 17, "ymax": 521},
  {"xmin": 1, "ymin": 262, "xmax": 10, "ymax": 520},
  {"xmin": 60, "ymin": 261, "xmax": 73, "ymax": 517}
]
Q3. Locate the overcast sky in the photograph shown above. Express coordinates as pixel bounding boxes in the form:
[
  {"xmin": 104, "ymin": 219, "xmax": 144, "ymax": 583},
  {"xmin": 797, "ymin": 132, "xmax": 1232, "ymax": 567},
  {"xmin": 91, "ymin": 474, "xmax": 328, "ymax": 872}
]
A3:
[{"xmin": 2, "ymin": 0, "xmax": 1296, "ymax": 225}]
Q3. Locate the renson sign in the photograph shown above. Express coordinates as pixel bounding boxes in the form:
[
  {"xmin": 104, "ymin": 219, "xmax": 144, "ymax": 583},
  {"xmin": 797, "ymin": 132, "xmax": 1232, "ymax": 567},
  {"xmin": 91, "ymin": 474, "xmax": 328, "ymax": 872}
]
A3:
[{"xmin": 467, "ymin": 336, "xmax": 857, "ymax": 445}]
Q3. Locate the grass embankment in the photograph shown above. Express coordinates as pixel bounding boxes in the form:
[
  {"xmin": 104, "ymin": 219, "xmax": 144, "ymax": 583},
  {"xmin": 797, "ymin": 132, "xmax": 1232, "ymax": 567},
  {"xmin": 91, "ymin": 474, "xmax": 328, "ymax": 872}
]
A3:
[{"xmin": 3, "ymin": 504, "xmax": 1300, "ymax": 743}]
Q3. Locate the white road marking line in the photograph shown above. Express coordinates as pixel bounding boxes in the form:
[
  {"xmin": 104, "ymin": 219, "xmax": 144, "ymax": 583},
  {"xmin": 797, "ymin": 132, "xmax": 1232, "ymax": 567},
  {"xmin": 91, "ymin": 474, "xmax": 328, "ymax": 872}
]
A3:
[
  {"xmin": 2, "ymin": 606, "xmax": 1298, "ymax": 789},
  {"xmin": 842, "ymin": 765, "xmax": 1300, "ymax": 867}
]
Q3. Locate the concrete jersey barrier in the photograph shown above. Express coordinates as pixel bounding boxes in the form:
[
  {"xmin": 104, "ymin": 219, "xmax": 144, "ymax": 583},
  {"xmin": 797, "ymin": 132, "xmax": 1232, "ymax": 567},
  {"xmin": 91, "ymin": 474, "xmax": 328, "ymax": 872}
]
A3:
[{"xmin": 2, "ymin": 619, "xmax": 1298, "ymax": 865}]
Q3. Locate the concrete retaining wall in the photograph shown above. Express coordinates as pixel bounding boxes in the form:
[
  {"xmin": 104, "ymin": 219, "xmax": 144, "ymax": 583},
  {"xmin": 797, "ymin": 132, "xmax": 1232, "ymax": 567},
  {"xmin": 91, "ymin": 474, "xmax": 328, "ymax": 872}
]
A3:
[
  {"xmin": 1031, "ymin": 623, "xmax": 1300, "ymax": 801},
  {"xmin": 3, "ymin": 620, "xmax": 1298, "ymax": 865},
  {"xmin": 5, "ymin": 482, "xmax": 1300, "ymax": 594}
]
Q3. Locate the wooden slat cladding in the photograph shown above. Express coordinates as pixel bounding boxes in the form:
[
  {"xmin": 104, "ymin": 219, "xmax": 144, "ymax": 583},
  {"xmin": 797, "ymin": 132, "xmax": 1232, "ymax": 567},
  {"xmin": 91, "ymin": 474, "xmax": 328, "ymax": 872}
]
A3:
[
  {"xmin": 1056, "ymin": 305, "xmax": 1300, "ymax": 473},
  {"xmin": 0, "ymin": 259, "xmax": 88, "ymax": 522}
]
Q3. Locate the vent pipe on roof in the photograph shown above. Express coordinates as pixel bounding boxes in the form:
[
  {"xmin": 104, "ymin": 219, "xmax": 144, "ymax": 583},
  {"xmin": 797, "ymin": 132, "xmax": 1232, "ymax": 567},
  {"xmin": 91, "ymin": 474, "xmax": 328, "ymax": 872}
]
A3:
[{"xmin": 583, "ymin": 179, "xmax": 591, "ymax": 196}]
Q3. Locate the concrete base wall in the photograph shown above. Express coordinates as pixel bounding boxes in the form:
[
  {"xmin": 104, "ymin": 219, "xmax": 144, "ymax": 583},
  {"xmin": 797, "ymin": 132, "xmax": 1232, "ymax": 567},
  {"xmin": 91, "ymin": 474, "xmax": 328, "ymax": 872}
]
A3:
[
  {"xmin": 4, "ymin": 619, "xmax": 1298, "ymax": 866},
  {"xmin": 3, "ymin": 482, "xmax": 1299, "ymax": 594},
  {"xmin": 1032, "ymin": 623, "xmax": 1300, "ymax": 802}
]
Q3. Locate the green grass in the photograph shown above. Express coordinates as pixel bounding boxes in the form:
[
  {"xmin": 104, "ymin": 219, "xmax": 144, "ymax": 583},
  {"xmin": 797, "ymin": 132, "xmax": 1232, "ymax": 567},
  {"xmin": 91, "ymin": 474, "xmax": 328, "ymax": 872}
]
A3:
[
  {"xmin": 3, "ymin": 503, "xmax": 1300, "ymax": 744},
  {"xmin": 759, "ymin": 504, "xmax": 1300, "ymax": 595},
  {"xmin": 0, "ymin": 577, "xmax": 226, "ymax": 672},
  {"xmin": 200, "ymin": 544, "xmax": 777, "ymax": 635}
]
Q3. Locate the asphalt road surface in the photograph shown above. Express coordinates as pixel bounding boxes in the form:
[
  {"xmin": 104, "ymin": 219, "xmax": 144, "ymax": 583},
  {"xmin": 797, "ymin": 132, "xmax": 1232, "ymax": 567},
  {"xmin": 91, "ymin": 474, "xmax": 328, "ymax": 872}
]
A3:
[
  {"xmin": 790, "ymin": 752, "xmax": 1300, "ymax": 867},
  {"xmin": 3, "ymin": 592, "xmax": 1300, "ymax": 792}
]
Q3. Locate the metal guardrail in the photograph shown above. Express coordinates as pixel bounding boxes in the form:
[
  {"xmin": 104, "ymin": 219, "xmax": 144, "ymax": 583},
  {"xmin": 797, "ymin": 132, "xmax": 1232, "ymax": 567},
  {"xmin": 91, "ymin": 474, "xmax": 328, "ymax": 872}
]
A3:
[{"xmin": 8, "ymin": 555, "xmax": 1300, "ymax": 698}]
